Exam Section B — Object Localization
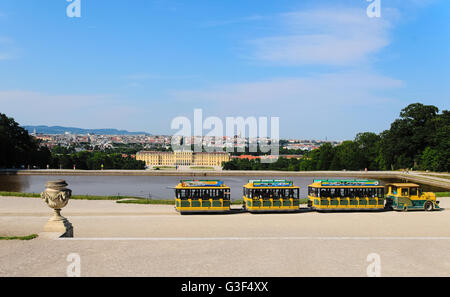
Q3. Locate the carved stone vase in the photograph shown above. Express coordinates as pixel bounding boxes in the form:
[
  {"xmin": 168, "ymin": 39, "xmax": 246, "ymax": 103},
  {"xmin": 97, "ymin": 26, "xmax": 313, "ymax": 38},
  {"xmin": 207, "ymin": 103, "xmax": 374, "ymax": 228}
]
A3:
[{"xmin": 41, "ymin": 180, "xmax": 73, "ymax": 237}]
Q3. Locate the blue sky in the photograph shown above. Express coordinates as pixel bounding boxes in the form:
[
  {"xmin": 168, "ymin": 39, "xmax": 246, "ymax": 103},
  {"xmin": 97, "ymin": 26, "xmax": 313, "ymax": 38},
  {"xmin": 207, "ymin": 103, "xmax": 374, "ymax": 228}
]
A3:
[{"xmin": 0, "ymin": 0, "xmax": 449, "ymax": 140}]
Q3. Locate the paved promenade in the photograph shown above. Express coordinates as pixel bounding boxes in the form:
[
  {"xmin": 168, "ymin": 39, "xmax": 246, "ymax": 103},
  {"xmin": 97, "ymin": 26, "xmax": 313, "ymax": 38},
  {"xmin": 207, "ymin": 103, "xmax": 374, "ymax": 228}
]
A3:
[{"xmin": 1, "ymin": 196, "xmax": 449, "ymax": 276}]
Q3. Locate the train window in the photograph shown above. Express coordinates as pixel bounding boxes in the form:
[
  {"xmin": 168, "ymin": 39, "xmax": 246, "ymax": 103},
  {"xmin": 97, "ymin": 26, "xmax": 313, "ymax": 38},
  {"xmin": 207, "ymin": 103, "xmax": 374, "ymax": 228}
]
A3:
[
  {"xmin": 410, "ymin": 188, "xmax": 418, "ymax": 196},
  {"xmin": 224, "ymin": 190, "xmax": 230, "ymax": 200},
  {"xmin": 401, "ymin": 188, "xmax": 409, "ymax": 196},
  {"xmin": 331, "ymin": 188, "xmax": 336, "ymax": 198},
  {"xmin": 180, "ymin": 189, "xmax": 188, "ymax": 200},
  {"xmin": 203, "ymin": 190, "xmax": 210, "ymax": 199},
  {"xmin": 346, "ymin": 188, "xmax": 355, "ymax": 198},
  {"xmin": 320, "ymin": 189, "xmax": 330, "ymax": 198},
  {"xmin": 330, "ymin": 188, "xmax": 342, "ymax": 198},
  {"xmin": 391, "ymin": 186, "xmax": 397, "ymax": 195},
  {"xmin": 271, "ymin": 189, "xmax": 278, "ymax": 198},
  {"xmin": 251, "ymin": 189, "xmax": 258, "ymax": 199},
  {"xmin": 259, "ymin": 190, "xmax": 264, "ymax": 198},
  {"xmin": 365, "ymin": 189, "xmax": 370, "ymax": 198}
]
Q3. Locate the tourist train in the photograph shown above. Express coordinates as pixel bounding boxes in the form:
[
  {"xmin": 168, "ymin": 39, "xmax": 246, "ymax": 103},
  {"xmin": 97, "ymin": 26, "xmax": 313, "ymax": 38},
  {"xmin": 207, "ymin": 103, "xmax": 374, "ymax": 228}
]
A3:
[
  {"xmin": 174, "ymin": 179, "xmax": 440, "ymax": 214},
  {"xmin": 174, "ymin": 180, "xmax": 231, "ymax": 213},
  {"xmin": 243, "ymin": 179, "xmax": 300, "ymax": 213},
  {"xmin": 307, "ymin": 179, "xmax": 385, "ymax": 210}
]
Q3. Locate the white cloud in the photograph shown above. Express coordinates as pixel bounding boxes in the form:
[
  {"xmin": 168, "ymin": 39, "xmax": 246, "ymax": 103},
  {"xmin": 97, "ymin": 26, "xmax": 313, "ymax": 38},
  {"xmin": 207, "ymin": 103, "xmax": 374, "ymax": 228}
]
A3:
[
  {"xmin": 249, "ymin": 7, "xmax": 393, "ymax": 66},
  {"xmin": 169, "ymin": 72, "xmax": 405, "ymax": 139},
  {"xmin": 171, "ymin": 72, "xmax": 404, "ymax": 107}
]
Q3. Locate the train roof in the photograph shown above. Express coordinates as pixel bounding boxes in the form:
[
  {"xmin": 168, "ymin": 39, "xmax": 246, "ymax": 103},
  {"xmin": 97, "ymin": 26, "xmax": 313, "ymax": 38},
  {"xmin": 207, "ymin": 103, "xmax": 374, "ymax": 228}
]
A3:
[
  {"xmin": 244, "ymin": 179, "xmax": 298, "ymax": 188},
  {"xmin": 310, "ymin": 179, "xmax": 382, "ymax": 187},
  {"xmin": 386, "ymin": 183, "xmax": 420, "ymax": 188},
  {"xmin": 176, "ymin": 180, "xmax": 229, "ymax": 188}
]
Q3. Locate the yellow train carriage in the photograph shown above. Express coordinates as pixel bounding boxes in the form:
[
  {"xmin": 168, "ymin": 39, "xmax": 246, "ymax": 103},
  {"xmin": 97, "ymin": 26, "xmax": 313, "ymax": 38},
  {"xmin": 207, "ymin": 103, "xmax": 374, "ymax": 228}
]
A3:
[
  {"xmin": 174, "ymin": 180, "xmax": 231, "ymax": 214},
  {"xmin": 308, "ymin": 180, "xmax": 385, "ymax": 211},
  {"xmin": 243, "ymin": 180, "xmax": 300, "ymax": 213}
]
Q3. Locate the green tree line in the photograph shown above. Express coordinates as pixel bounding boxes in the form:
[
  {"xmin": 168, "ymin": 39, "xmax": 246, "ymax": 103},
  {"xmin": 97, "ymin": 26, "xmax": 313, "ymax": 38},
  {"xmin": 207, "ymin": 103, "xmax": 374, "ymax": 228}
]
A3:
[
  {"xmin": 0, "ymin": 113, "xmax": 145, "ymax": 170},
  {"xmin": 49, "ymin": 151, "xmax": 145, "ymax": 170},
  {"xmin": 223, "ymin": 103, "xmax": 450, "ymax": 172}
]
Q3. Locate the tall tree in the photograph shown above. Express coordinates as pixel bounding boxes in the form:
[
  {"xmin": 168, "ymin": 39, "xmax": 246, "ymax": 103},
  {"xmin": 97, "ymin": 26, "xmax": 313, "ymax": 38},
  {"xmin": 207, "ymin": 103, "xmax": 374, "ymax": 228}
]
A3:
[
  {"xmin": 354, "ymin": 132, "xmax": 382, "ymax": 170},
  {"xmin": 0, "ymin": 113, "xmax": 49, "ymax": 168},
  {"xmin": 380, "ymin": 103, "xmax": 439, "ymax": 170}
]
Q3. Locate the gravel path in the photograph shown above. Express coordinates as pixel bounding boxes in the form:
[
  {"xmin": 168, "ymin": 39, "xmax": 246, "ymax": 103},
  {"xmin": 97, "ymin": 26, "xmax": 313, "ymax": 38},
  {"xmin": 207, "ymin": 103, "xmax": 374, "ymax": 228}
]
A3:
[{"xmin": 1, "ymin": 196, "xmax": 449, "ymax": 276}]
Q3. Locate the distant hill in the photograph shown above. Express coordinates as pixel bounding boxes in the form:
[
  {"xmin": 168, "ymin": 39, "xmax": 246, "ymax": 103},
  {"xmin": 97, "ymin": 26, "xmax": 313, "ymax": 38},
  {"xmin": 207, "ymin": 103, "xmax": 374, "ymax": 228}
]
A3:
[{"xmin": 24, "ymin": 125, "xmax": 150, "ymax": 136}]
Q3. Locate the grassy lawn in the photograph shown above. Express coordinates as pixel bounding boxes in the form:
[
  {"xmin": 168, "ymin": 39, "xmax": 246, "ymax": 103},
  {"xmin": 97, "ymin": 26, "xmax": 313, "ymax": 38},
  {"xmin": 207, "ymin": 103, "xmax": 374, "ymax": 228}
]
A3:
[
  {"xmin": 0, "ymin": 234, "xmax": 38, "ymax": 241},
  {"xmin": 0, "ymin": 191, "xmax": 144, "ymax": 200},
  {"xmin": 116, "ymin": 198, "xmax": 309, "ymax": 206},
  {"xmin": 0, "ymin": 192, "xmax": 41, "ymax": 198},
  {"xmin": 299, "ymin": 198, "xmax": 309, "ymax": 205},
  {"xmin": 436, "ymin": 192, "xmax": 450, "ymax": 197},
  {"xmin": 118, "ymin": 199, "xmax": 245, "ymax": 205},
  {"xmin": 153, "ymin": 166, "xmax": 176, "ymax": 170},
  {"xmin": 116, "ymin": 199, "xmax": 174, "ymax": 205},
  {"xmin": 189, "ymin": 166, "xmax": 215, "ymax": 170}
]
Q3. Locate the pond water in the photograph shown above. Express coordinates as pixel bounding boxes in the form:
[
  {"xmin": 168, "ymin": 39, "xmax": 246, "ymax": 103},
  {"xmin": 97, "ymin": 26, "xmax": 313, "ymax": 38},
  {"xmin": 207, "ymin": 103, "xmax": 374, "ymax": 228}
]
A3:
[{"xmin": 0, "ymin": 174, "xmax": 444, "ymax": 201}]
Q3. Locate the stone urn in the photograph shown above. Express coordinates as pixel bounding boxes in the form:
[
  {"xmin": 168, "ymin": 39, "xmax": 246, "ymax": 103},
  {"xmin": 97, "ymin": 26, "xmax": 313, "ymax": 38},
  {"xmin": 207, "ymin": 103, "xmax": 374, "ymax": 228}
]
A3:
[{"xmin": 41, "ymin": 180, "xmax": 73, "ymax": 237}]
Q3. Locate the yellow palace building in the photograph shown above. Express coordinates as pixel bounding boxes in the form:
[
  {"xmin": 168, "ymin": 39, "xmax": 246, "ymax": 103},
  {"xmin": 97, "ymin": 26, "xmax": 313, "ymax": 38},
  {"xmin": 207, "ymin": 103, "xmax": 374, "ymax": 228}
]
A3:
[{"xmin": 136, "ymin": 151, "xmax": 231, "ymax": 167}]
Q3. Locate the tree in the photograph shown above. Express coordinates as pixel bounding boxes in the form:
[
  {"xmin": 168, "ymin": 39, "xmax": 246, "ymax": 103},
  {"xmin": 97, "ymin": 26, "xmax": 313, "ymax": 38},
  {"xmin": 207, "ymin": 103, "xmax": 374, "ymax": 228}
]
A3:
[
  {"xmin": 380, "ymin": 103, "xmax": 439, "ymax": 170},
  {"xmin": 354, "ymin": 132, "xmax": 382, "ymax": 170},
  {"xmin": 419, "ymin": 147, "xmax": 439, "ymax": 171},
  {"xmin": 330, "ymin": 141, "xmax": 363, "ymax": 171},
  {"xmin": 421, "ymin": 110, "xmax": 450, "ymax": 171},
  {"xmin": 316, "ymin": 143, "xmax": 335, "ymax": 170},
  {"xmin": 0, "ymin": 113, "xmax": 50, "ymax": 168}
]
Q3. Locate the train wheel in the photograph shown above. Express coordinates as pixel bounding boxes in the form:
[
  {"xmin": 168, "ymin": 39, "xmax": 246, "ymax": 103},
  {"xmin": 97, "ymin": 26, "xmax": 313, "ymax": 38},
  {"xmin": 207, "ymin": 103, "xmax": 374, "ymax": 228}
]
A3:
[
  {"xmin": 402, "ymin": 205, "xmax": 408, "ymax": 212},
  {"xmin": 424, "ymin": 201, "xmax": 434, "ymax": 211}
]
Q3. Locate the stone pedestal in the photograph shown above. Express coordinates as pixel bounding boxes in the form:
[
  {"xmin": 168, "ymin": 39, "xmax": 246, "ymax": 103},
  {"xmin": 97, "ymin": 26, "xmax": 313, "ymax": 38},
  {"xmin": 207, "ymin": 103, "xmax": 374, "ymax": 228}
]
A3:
[
  {"xmin": 43, "ymin": 213, "xmax": 74, "ymax": 238},
  {"xmin": 40, "ymin": 180, "xmax": 73, "ymax": 238}
]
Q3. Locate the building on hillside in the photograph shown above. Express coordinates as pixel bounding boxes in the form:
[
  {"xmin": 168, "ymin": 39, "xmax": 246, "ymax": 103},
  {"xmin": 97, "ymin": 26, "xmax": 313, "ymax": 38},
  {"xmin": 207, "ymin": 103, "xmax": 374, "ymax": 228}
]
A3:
[{"xmin": 136, "ymin": 151, "xmax": 231, "ymax": 167}]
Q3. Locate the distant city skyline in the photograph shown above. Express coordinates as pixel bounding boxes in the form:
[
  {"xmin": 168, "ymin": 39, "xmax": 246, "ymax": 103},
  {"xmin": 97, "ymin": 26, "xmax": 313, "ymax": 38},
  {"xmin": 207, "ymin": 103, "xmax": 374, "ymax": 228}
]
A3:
[
  {"xmin": 0, "ymin": 0, "xmax": 449, "ymax": 140},
  {"xmin": 25, "ymin": 124, "xmax": 343, "ymax": 142}
]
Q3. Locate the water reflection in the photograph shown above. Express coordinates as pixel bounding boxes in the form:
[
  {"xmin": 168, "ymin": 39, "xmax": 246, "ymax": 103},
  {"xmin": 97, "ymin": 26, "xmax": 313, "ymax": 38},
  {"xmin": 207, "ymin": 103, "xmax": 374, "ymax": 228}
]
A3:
[{"xmin": 0, "ymin": 175, "xmax": 30, "ymax": 193}]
